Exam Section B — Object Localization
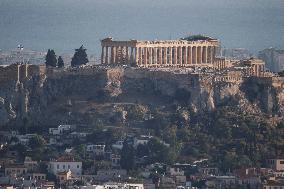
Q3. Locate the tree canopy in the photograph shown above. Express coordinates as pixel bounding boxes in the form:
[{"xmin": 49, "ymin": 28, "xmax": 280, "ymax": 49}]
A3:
[
  {"xmin": 57, "ymin": 56, "xmax": 64, "ymax": 68},
  {"xmin": 45, "ymin": 49, "xmax": 57, "ymax": 67},
  {"xmin": 71, "ymin": 45, "xmax": 89, "ymax": 67},
  {"xmin": 278, "ymin": 70, "xmax": 284, "ymax": 77},
  {"xmin": 29, "ymin": 135, "xmax": 45, "ymax": 149},
  {"xmin": 120, "ymin": 140, "xmax": 135, "ymax": 171}
]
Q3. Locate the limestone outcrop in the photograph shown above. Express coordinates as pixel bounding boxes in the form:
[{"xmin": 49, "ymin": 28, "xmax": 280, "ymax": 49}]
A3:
[{"xmin": 1, "ymin": 66, "xmax": 284, "ymax": 127}]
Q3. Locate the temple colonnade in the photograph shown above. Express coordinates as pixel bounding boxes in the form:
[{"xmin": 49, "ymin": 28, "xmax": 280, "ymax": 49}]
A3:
[{"xmin": 101, "ymin": 38, "xmax": 219, "ymax": 67}]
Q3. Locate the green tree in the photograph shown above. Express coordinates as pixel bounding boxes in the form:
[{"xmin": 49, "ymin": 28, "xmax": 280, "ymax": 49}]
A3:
[
  {"xmin": 136, "ymin": 144, "xmax": 149, "ymax": 158},
  {"xmin": 45, "ymin": 49, "xmax": 57, "ymax": 67},
  {"xmin": 120, "ymin": 140, "xmax": 135, "ymax": 171},
  {"xmin": 74, "ymin": 144, "xmax": 86, "ymax": 160},
  {"xmin": 71, "ymin": 45, "xmax": 88, "ymax": 67},
  {"xmin": 278, "ymin": 70, "xmax": 284, "ymax": 77},
  {"xmin": 29, "ymin": 135, "xmax": 45, "ymax": 149},
  {"xmin": 148, "ymin": 137, "xmax": 176, "ymax": 164},
  {"xmin": 57, "ymin": 56, "xmax": 64, "ymax": 68}
]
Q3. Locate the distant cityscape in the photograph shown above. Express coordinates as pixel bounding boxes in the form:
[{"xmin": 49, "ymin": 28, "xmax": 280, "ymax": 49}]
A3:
[{"xmin": 0, "ymin": 34, "xmax": 284, "ymax": 189}]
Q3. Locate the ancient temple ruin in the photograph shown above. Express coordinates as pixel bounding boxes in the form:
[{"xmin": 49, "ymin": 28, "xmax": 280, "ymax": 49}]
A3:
[{"xmin": 100, "ymin": 36, "xmax": 220, "ymax": 68}]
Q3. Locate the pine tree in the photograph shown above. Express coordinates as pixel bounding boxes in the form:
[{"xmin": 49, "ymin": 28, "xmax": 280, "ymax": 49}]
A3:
[
  {"xmin": 120, "ymin": 140, "xmax": 135, "ymax": 171},
  {"xmin": 71, "ymin": 45, "xmax": 89, "ymax": 67},
  {"xmin": 45, "ymin": 49, "xmax": 57, "ymax": 67},
  {"xmin": 57, "ymin": 56, "xmax": 64, "ymax": 68}
]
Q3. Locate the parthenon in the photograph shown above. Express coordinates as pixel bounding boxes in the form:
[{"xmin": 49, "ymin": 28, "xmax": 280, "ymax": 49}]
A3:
[{"xmin": 101, "ymin": 36, "xmax": 220, "ymax": 68}]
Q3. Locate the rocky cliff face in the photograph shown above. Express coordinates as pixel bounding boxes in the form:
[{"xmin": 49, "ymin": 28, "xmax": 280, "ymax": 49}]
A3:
[{"xmin": 1, "ymin": 67, "xmax": 284, "ymax": 127}]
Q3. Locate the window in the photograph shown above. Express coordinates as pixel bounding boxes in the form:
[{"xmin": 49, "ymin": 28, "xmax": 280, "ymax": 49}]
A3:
[
  {"xmin": 42, "ymin": 176, "xmax": 44, "ymax": 179},
  {"xmin": 280, "ymin": 161, "xmax": 284, "ymax": 164},
  {"xmin": 57, "ymin": 165, "xmax": 59, "ymax": 169},
  {"xmin": 63, "ymin": 165, "xmax": 65, "ymax": 169},
  {"xmin": 68, "ymin": 165, "xmax": 70, "ymax": 169},
  {"xmin": 77, "ymin": 165, "xmax": 80, "ymax": 168}
]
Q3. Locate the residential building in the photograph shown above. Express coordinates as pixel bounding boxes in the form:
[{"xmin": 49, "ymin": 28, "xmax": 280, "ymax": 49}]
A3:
[
  {"xmin": 198, "ymin": 167, "xmax": 219, "ymax": 176},
  {"xmin": 48, "ymin": 156, "xmax": 82, "ymax": 176},
  {"xmin": 29, "ymin": 173, "xmax": 46, "ymax": 180},
  {"xmin": 111, "ymin": 154, "xmax": 121, "ymax": 167},
  {"xmin": 5, "ymin": 164, "xmax": 28, "ymax": 176},
  {"xmin": 262, "ymin": 180, "xmax": 284, "ymax": 189},
  {"xmin": 24, "ymin": 156, "xmax": 38, "ymax": 171},
  {"xmin": 57, "ymin": 170, "xmax": 72, "ymax": 185},
  {"xmin": 49, "ymin": 125, "xmax": 76, "ymax": 135},
  {"xmin": 133, "ymin": 135, "xmax": 152, "ymax": 149},
  {"xmin": 86, "ymin": 144, "xmax": 106, "ymax": 156},
  {"xmin": 95, "ymin": 169, "xmax": 127, "ymax": 182},
  {"xmin": 112, "ymin": 140, "xmax": 124, "ymax": 150},
  {"xmin": 168, "ymin": 167, "xmax": 186, "ymax": 186},
  {"xmin": 267, "ymin": 158, "xmax": 284, "ymax": 171}
]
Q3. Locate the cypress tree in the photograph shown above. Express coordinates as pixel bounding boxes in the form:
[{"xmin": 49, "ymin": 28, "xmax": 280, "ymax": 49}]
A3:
[
  {"xmin": 120, "ymin": 140, "xmax": 135, "ymax": 171},
  {"xmin": 57, "ymin": 56, "xmax": 64, "ymax": 68},
  {"xmin": 71, "ymin": 45, "xmax": 89, "ymax": 67},
  {"xmin": 45, "ymin": 49, "xmax": 57, "ymax": 67}
]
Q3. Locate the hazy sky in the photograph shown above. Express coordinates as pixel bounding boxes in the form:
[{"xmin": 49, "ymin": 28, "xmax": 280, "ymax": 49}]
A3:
[{"xmin": 0, "ymin": 0, "xmax": 284, "ymax": 55}]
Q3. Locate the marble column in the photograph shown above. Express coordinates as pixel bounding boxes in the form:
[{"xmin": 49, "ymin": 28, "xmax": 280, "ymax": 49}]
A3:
[
  {"xmin": 207, "ymin": 46, "xmax": 210, "ymax": 64},
  {"xmin": 130, "ymin": 47, "xmax": 134, "ymax": 64},
  {"xmin": 101, "ymin": 46, "xmax": 105, "ymax": 64},
  {"xmin": 126, "ymin": 47, "xmax": 129, "ymax": 64},
  {"xmin": 174, "ymin": 47, "xmax": 178, "ymax": 65},
  {"xmin": 111, "ymin": 47, "xmax": 115, "ymax": 64},
  {"xmin": 139, "ymin": 47, "xmax": 143, "ymax": 65},
  {"xmin": 169, "ymin": 47, "xmax": 172, "ymax": 65},
  {"xmin": 164, "ymin": 47, "xmax": 167, "ymax": 65},
  {"xmin": 144, "ymin": 47, "xmax": 148, "ymax": 66},
  {"xmin": 188, "ymin": 46, "xmax": 192, "ymax": 64},
  {"xmin": 105, "ymin": 46, "xmax": 109, "ymax": 64},
  {"xmin": 154, "ymin": 48, "xmax": 158, "ymax": 65},
  {"xmin": 179, "ymin": 47, "xmax": 183, "ymax": 65},
  {"xmin": 184, "ymin": 47, "xmax": 188, "ymax": 65},
  {"xmin": 200, "ymin": 46, "xmax": 203, "ymax": 64},
  {"xmin": 134, "ymin": 47, "xmax": 138, "ymax": 65},
  {"xmin": 115, "ymin": 46, "xmax": 120, "ymax": 63},
  {"xmin": 197, "ymin": 46, "xmax": 202, "ymax": 64},
  {"xmin": 204, "ymin": 46, "xmax": 208, "ymax": 64},
  {"xmin": 149, "ymin": 48, "xmax": 152, "ymax": 65},
  {"xmin": 210, "ymin": 46, "xmax": 214, "ymax": 64},
  {"xmin": 159, "ymin": 47, "xmax": 163, "ymax": 65},
  {"xmin": 201, "ymin": 46, "xmax": 204, "ymax": 63},
  {"xmin": 192, "ymin": 46, "xmax": 196, "ymax": 64}
]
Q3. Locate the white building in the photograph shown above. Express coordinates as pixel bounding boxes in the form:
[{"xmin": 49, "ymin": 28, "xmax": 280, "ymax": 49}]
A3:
[
  {"xmin": 49, "ymin": 125, "xmax": 76, "ymax": 135},
  {"xmin": 16, "ymin": 134, "xmax": 37, "ymax": 145},
  {"xmin": 112, "ymin": 140, "xmax": 124, "ymax": 150},
  {"xmin": 104, "ymin": 182, "xmax": 144, "ymax": 189},
  {"xmin": 169, "ymin": 167, "xmax": 184, "ymax": 176},
  {"xmin": 86, "ymin": 144, "xmax": 105, "ymax": 156},
  {"xmin": 133, "ymin": 135, "xmax": 152, "ymax": 149},
  {"xmin": 111, "ymin": 154, "xmax": 121, "ymax": 167},
  {"xmin": 48, "ymin": 156, "xmax": 82, "ymax": 176},
  {"xmin": 80, "ymin": 183, "xmax": 144, "ymax": 189},
  {"xmin": 267, "ymin": 158, "xmax": 284, "ymax": 171}
]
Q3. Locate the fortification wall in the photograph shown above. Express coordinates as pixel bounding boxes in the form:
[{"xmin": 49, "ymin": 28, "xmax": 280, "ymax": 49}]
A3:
[
  {"xmin": 0, "ymin": 64, "xmax": 19, "ymax": 85},
  {"xmin": 0, "ymin": 64, "xmax": 45, "ymax": 86}
]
